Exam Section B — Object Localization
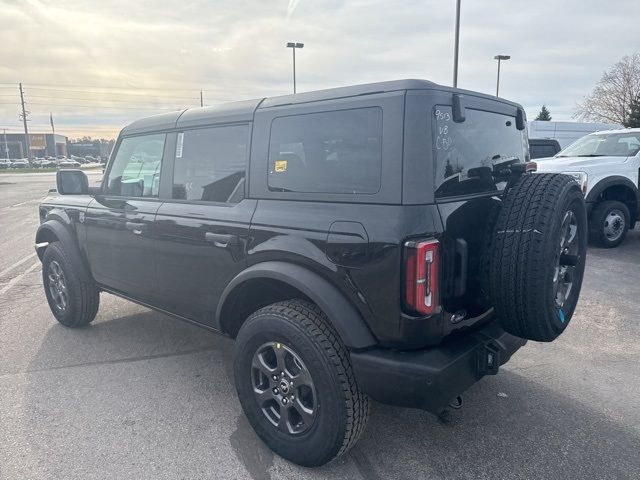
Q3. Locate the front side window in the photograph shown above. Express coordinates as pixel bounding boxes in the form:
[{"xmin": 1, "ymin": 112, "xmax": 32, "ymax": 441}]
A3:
[
  {"xmin": 105, "ymin": 134, "xmax": 165, "ymax": 197},
  {"xmin": 172, "ymin": 125, "xmax": 249, "ymax": 203},
  {"xmin": 268, "ymin": 108, "xmax": 383, "ymax": 194},
  {"xmin": 557, "ymin": 132, "xmax": 640, "ymax": 158},
  {"xmin": 433, "ymin": 106, "xmax": 526, "ymax": 198}
]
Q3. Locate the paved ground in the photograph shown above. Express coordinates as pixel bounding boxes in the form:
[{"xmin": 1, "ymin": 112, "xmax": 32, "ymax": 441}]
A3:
[{"xmin": 1, "ymin": 172, "xmax": 639, "ymax": 479}]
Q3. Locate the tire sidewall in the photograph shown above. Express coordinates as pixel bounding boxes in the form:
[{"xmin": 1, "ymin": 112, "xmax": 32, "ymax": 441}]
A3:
[
  {"xmin": 234, "ymin": 310, "xmax": 349, "ymax": 466},
  {"xmin": 42, "ymin": 244, "xmax": 80, "ymax": 326},
  {"xmin": 541, "ymin": 187, "xmax": 588, "ymax": 336}
]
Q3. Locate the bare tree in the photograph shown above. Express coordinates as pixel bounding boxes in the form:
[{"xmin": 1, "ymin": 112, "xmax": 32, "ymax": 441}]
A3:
[{"xmin": 574, "ymin": 53, "xmax": 640, "ymax": 126}]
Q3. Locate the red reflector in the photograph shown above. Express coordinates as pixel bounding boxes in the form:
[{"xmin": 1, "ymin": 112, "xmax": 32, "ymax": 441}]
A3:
[
  {"xmin": 404, "ymin": 239, "xmax": 439, "ymax": 315},
  {"xmin": 525, "ymin": 161, "xmax": 537, "ymax": 172}
]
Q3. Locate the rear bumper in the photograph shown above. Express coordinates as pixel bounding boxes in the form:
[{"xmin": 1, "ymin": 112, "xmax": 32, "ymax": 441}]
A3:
[{"xmin": 350, "ymin": 322, "xmax": 526, "ymax": 414}]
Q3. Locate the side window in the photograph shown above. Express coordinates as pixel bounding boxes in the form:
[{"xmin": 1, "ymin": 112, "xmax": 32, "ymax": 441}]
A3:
[
  {"xmin": 104, "ymin": 134, "xmax": 165, "ymax": 197},
  {"xmin": 172, "ymin": 125, "xmax": 249, "ymax": 203},
  {"xmin": 268, "ymin": 107, "xmax": 383, "ymax": 194}
]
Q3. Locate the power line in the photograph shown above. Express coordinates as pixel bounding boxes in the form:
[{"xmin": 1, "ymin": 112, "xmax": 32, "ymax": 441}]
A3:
[
  {"xmin": 17, "ymin": 102, "xmax": 187, "ymax": 110},
  {"xmin": 0, "ymin": 81, "xmax": 221, "ymax": 92},
  {"xmin": 26, "ymin": 94, "xmax": 198, "ymax": 105},
  {"xmin": 25, "ymin": 86, "xmax": 200, "ymax": 100}
]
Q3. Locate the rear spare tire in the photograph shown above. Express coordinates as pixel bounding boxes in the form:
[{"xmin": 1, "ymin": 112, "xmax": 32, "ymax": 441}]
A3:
[{"xmin": 488, "ymin": 173, "xmax": 587, "ymax": 342}]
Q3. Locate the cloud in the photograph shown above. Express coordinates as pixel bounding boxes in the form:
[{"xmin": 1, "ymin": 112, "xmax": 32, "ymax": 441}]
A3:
[{"xmin": 0, "ymin": 0, "xmax": 638, "ymax": 138}]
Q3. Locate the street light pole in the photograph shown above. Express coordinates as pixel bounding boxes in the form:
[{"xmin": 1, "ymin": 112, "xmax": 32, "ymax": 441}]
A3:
[
  {"xmin": 286, "ymin": 42, "xmax": 304, "ymax": 94},
  {"xmin": 453, "ymin": 0, "xmax": 461, "ymax": 88},
  {"xmin": 494, "ymin": 54, "xmax": 511, "ymax": 97}
]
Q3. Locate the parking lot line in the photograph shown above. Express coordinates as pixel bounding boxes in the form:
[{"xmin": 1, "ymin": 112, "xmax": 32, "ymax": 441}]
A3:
[
  {"xmin": 0, "ymin": 261, "xmax": 40, "ymax": 295},
  {"xmin": 0, "ymin": 252, "xmax": 37, "ymax": 279}
]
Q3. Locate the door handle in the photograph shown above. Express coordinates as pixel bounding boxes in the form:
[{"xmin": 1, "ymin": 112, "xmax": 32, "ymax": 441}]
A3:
[
  {"xmin": 125, "ymin": 221, "xmax": 147, "ymax": 236},
  {"xmin": 205, "ymin": 232, "xmax": 239, "ymax": 248}
]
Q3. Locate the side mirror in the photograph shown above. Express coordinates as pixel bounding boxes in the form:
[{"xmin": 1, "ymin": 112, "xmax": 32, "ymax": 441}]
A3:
[{"xmin": 56, "ymin": 169, "xmax": 89, "ymax": 195}]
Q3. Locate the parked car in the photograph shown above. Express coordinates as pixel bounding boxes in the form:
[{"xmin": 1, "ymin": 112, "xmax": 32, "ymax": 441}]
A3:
[
  {"xmin": 36, "ymin": 79, "xmax": 587, "ymax": 467},
  {"xmin": 537, "ymin": 128, "xmax": 640, "ymax": 247},
  {"xmin": 529, "ymin": 138, "xmax": 561, "ymax": 159},
  {"xmin": 32, "ymin": 158, "xmax": 56, "ymax": 168},
  {"xmin": 10, "ymin": 159, "xmax": 29, "ymax": 168},
  {"xmin": 58, "ymin": 159, "xmax": 81, "ymax": 168},
  {"xmin": 0, "ymin": 159, "xmax": 10, "ymax": 169}
]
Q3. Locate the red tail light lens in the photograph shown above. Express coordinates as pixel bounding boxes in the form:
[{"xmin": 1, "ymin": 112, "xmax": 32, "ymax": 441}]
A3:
[{"xmin": 404, "ymin": 239, "xmax": 440, "ymax": 315}]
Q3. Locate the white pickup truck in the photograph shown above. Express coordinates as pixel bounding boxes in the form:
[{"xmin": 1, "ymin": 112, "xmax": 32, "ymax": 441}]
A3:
[{"xmin": 536, "ymin": 128, "xmax": 640, "ymax": 248}]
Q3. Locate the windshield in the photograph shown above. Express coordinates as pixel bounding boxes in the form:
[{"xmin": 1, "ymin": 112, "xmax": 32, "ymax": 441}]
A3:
[
  {"xmin": 557, "ymin": 132, "xmax": 640, "ymax": 158},
  {"xmin": 433, "ymin": 106, "xmax": 527, "ymax": 198}
]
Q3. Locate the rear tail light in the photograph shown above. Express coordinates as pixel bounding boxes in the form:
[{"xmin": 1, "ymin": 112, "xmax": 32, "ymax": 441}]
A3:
[{"xmin": 404, "ymin": 239, "xmax": 440, "ymax": 315}]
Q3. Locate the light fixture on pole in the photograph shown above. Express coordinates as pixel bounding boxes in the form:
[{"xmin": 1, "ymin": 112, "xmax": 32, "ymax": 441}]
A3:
[
  {"xmin": 286, "ymin": 42, "xmax": 304, "ymax": 94},
  {"xmin": 494, "ymin": 54, "xmax": 511, "ymax": 97}
]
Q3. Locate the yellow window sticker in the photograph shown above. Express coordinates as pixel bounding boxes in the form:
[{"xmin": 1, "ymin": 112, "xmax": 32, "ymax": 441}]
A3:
[{"xmin": 274, "ymin": 160, "xmax": 288, "ymax": 172}]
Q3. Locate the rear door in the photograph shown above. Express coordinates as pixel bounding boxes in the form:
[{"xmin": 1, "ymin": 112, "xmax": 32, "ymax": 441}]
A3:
[
  {"xmin": 84, "ymin": 133, "xmax": 167, "ymax": 303},
  {"xmin": 153, "ymin": 124, "xmax": 255, "ymax": 325}
]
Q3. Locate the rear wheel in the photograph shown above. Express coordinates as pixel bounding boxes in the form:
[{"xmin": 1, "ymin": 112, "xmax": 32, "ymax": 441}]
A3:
[
  {"xmin": 488, "ymin": 173, "xmax": 587, "ymax": 342},
  {"xmin": 42, "ymin": 242, "xmax": 99, "ymax": 327},
  {"xmin": 588, "ymin": 200, "xmax": 630, "ymax": 248},
  {"xmin": 233, "ymin": 300, "xmax": 369, "ymax": 467}
]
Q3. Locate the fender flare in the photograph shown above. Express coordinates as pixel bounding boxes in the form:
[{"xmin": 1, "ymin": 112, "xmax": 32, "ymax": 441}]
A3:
[
  {"xmin": 35, "ymin": 220, "xmax": 92, "ymax": 282},
  {"xmin": 585, "ymin": 176, "xmax": 639, "ymax": 205},
  {"xmin": 216, "ymin": 261, "xmax": 377, "ymax": 349}
]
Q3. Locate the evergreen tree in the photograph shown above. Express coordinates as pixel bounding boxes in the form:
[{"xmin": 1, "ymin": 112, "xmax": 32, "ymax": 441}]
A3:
[
  {"xmin": 625, "ymin": 96, "xmax": 640, "ymax": 128},
  {"xmin": 535, "ymin": 105, "xmax": 552, "ymax": 121}
]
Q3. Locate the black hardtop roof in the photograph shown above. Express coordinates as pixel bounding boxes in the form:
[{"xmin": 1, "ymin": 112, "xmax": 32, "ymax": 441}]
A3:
[{"xmin": 120, "ymin": 79, "xmax": 521, "ymax": 135}]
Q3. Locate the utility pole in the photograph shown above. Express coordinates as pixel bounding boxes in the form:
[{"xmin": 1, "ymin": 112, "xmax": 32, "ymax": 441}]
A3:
[
  {"xmin": 19, "ymin": 83, "xmax": 30, "ymax": 159},
  {"xmin": 453, "ymin": 0, "xmax": 461, "ymax": 88},
  {"xmin": 200, "ymin": 91, "xmax": 204, "ymax": 107}
]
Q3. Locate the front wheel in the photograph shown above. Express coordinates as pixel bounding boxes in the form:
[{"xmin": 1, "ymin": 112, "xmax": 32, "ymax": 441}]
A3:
[
  {"xmin": 42, "ymin": 242, "xmax": 99, "ymax": 327},
  {"xmin": 233, "ymin": 300, "xmax": 369, "ymax": 467},
  {"xmin": 588, "ymin": 200, "xmax": 630, "ymax": 248}
]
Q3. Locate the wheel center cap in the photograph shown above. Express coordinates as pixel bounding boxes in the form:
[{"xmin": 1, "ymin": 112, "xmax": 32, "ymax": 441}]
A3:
[{"xmin": 278, "ymin": 379, "xmax": 290, "ymax": 394}]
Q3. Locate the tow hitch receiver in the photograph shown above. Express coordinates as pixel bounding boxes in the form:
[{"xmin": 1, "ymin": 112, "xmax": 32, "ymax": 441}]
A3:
[{"xmin": 476, "ymin": 341, "xmax": 501, "ymax": 377}]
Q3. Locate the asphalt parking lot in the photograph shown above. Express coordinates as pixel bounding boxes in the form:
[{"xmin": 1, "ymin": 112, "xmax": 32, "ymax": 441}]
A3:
[{"xmin": 1, "ymin": 172, "xmax": 639, "ymax": 480}]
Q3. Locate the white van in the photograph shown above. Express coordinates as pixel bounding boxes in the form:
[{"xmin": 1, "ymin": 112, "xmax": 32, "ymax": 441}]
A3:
[{"xmin": 528, "ymin": 120, "xmax": 622, "ymax": 148}]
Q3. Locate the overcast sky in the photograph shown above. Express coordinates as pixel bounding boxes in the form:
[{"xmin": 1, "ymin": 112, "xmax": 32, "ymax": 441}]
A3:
[{"xmin": 1, "ymin": 0, "xmax": 638, "ymax": 139}]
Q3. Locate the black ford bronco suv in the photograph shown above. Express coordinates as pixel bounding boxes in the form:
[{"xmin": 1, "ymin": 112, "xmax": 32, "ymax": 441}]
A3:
[{"xmin": 36, "ymin": 80, "xmax": 587, "ymax": 467}]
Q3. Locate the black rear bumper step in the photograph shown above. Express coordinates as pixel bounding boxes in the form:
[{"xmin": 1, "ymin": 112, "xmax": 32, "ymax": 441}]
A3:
[{"xmin": 350, "ymin": 322, "xmax": 526, "ymax": 414}]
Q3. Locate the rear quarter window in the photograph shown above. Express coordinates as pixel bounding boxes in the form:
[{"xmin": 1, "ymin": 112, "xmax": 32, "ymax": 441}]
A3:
[{"xmin": 267, "ymin": 107, "xmax": 383, "ymax": 194}]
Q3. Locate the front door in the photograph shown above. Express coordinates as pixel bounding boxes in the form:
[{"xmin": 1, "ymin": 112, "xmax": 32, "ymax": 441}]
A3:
[
  {"xmin": 153, "ymin": 124, "xmax": 255, "ymax": 326},
  {"xmin": 84, "ymin": 133, "xmax": 167, "ymax": 303}
]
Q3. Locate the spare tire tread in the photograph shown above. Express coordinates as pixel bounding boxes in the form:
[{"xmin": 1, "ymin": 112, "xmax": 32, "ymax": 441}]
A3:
[{"xmin": 489, "ymin": 173, "xmax": 586, "ymax": 341}]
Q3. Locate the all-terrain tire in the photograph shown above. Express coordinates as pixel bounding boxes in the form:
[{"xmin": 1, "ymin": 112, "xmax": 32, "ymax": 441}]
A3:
[
  {"xmin": 233, "ymin": 299, "xmax": 369, "ymax": 467},
  {"xmin": 588, "ymin": 200, "xmax": 630, "ymax": 248},
  {"xmin": 42, "ymin": 242, "xmax": 99, "ymax": 327},
  {"xmin": 488, "ymin": 173, "xmax": 587, "ymax": 342}
]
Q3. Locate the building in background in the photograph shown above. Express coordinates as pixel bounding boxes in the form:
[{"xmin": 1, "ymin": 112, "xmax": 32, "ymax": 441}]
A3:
[
  {"xmin": 67, "ymin": 139, "xmax": 114, "ymax": 161},
  {"xmin": 1, "ymin": 133, "xmax": 68, "ymax": 159}
]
